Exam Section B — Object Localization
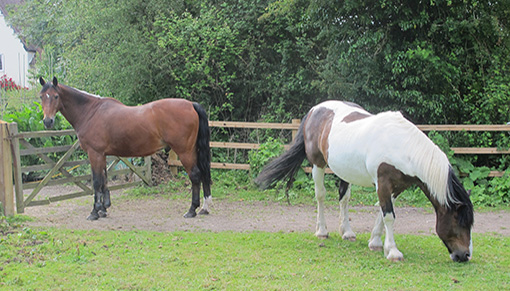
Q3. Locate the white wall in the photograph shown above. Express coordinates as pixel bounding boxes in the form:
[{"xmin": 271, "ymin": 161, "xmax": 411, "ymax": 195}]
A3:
[{"xmin": 0, "ymin": 11, "xmax": 34, "ymax": 88}]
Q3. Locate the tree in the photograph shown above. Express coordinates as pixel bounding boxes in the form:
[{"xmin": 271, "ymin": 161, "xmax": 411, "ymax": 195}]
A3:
[
  {"xmin": 306, "ymin": 0, "xmax": 510, "ymax": 125},
  {"xmin": 7, "ymin": 0, "xmax": 510, "ymax": 126}
]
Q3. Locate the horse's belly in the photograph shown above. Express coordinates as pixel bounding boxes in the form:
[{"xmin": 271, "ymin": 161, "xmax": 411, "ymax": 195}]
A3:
[{"xmin": 327, "ymin": 153, "xmax": 375, "ymax": 187}]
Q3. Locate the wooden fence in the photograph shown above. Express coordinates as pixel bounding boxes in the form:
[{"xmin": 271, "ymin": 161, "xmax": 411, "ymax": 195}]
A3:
[
  {"xmin": 168, "ymin": 121, "xmax": 510, "ymax": 177},
  {"xmin": 2, "ymin": 120, "xmax": 510, "ymax": 216}
]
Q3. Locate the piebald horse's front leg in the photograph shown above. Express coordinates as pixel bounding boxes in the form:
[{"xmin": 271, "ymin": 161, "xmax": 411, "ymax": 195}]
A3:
[
  {"xmin": 87, "ymin": 151, "xmax": 110, "ymax": 221},
  {"xmin": 374, "ymin": 180, "xmax": 404, "ymax": 261}
]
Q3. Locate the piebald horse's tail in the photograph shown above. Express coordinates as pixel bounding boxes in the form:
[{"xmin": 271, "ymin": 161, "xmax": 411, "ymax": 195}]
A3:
[
  {"xmin": 192, "ymin": 102, "xmax": 211, "ymax": 187},
  {"xmin": 255, "ymin": 114, "xmax": 308, "ymax": 189}
]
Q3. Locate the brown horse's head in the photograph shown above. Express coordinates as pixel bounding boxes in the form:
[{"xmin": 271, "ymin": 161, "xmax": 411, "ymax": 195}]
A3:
[
  {"xmin": 39, "ymin": 77, "xmax": 62, "ymax": 129},
  {"xmin": 435, "ymin": 172, "xmax": 474, "ymax": 262}
]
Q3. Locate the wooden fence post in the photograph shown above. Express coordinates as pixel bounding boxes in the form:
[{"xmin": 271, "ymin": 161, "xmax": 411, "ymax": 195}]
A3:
[
  {"xmin": 9, "ymin": 123, "xmax": 23, "ymax": 213},
  {"xmin": 168, "ymin": 150, "xmax": 178, "ymax": 175},
  {"xmin": 291, "ymin": 119, "xmax": 301, "ymax": 141},
  {"xmin": 144, "ymin": 156, "xmax": 152, "ymax": 186},
  {"xmin": 0, "ymin": 121, "xmax": 15, "ymax": 216}
]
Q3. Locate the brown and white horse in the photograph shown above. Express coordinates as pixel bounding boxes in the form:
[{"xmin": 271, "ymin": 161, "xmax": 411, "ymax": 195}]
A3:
[
  {"xmin": 39, "ymin": 77, "xmax": 212, "ymax": 220},
  {"xmin": 256, "ymin": 100, "xmax": 474, "ymax": 262}
]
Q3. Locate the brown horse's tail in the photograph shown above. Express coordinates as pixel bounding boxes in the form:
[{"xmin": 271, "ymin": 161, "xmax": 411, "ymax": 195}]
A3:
[
  {"xmin": 192, "ymin": 102, "xmax": 211, "ymax": 186},
  {"xmin": 255, "ymin": 113, "xmax": 308, "ymax": 190}
]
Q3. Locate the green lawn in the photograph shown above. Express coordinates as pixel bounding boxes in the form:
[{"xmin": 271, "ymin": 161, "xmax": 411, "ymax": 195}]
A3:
[
  {"xmin": 2, "ymin": 173, "xmax": 509, "ymax": 290},
  {"xmin": 1, "ymin": 222, "xmax": 509, "ymax": 290}
]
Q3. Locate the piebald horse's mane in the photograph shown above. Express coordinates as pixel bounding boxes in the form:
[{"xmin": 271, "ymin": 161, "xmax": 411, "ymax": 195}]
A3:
[
  {"xmin": 381, "ymin": 111, "xmax": 452, "ymax": 205},
  {"xmin": 378, "ymin": 111, "xmax": 473, "ymax": 226}
]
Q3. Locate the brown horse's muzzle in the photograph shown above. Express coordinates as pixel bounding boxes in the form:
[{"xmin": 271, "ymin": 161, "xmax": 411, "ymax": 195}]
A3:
[{"xmin": 43, "ymin": 117, "xmax": 55, "ymax": 129}]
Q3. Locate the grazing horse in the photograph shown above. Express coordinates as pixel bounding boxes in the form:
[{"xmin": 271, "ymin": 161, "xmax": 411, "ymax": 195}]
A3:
[
  {"xmin": 38, "ymin": 77, "xmax": 212, "ymax": 220},
  {"xmin": 256, "ymin": 100, "xmax": 474, "ymax": 262}
]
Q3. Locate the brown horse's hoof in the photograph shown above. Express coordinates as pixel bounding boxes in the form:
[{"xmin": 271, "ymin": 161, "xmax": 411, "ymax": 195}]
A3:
[
  {"xmin": 183, "ymin": 211, "xmax": 197, "ymax": 218},
  {"xmin": 87, "ymin": 212, "xmax": 99, "ymax": 221},
  {"xmin": 198, "ymin": 209, "xmax": 209, "ymax": 215}
]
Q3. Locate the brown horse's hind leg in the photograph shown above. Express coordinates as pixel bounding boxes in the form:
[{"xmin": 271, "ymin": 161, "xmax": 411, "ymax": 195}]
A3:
[
  {"xmin": 174, "ymin": 151, "xmax": 201, "ymax": 218},
  {"xmin": 185, "ymin": 165, "xmax": 202, "ymax": 218},
  {"xmin": 87, "ymin": 151, "xmax": 109, "ymax": 220}
]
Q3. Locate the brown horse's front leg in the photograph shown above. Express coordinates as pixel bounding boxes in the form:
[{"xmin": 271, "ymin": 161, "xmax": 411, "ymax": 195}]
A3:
[{"xmin": 87, "ymin": 151, "xmax": 109, "ymax": 221}]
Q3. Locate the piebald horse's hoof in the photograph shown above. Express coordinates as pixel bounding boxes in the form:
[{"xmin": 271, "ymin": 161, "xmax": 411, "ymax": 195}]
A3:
[
  {"xmin": 342, "ymin": 231, "xmax": 357, "ymax": 242},
  {"xmin": 369, "ymin": 245, "xmax": 383, "ymax": 252},
  {"xmin": 198, "ymin": 209, "xmax": 209, "ymax": 215},
  {"xmin": 183, "ymin": 211, "xmax": 197, "ymax": 218},
  {"xmin": 98, "ymin": 210, "xmax": 108, "ymax": 218},
  {"xmin": 315, "ymin": 233, "xmax": 329, "ymax": 239}
]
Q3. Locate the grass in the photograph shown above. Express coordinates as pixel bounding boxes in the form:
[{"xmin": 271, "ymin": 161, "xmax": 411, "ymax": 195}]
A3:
[
  {"xmin": 2, "ymin": 170, "xmax": 509, "ymax": 290},
  {"xmin": 0, "ymin": 225, "xmax": 509, "ymax": 290}
]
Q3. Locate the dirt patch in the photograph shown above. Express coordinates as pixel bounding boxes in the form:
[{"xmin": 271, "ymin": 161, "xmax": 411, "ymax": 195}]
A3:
[
  {"xmin": 150, "ymin": 151, "xmax": 175, "ymax": 185},
  {"xmin": 22, "ymin": 186, "xmax": 510, "ymax": 236}
]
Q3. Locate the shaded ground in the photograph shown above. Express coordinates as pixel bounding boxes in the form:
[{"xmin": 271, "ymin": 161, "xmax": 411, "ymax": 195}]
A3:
[{"xmin": 22, "ymin": 186, "xmax": 510, "ymax": 236}]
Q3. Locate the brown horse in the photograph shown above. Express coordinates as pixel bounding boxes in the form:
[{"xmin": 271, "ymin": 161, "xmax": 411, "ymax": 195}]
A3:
[
  {"xmin": 39, "ymin": 77, "xmax": 211, "ymax": 220},
  {"xmin": 256, "ymin": 100, "xmax": 474, "ymax": 262}
]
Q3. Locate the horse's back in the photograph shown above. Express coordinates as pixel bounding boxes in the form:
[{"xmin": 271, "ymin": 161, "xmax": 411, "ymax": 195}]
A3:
[{"xmin": 314, "ymin": 101, "xmax": 435, "ymax": 186}]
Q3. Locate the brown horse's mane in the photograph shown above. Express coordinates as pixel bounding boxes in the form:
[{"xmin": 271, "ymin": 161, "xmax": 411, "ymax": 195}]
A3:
[{"xmin": 59, "ymin": 84, "xmax": 123, "ymax": 106}]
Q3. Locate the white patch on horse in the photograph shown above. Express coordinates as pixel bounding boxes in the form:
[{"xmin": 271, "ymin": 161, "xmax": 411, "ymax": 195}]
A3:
[
  {"xmin": 201, "ymin": 196, "xmax": 213, "ymax": 213},
  {"xmin": 46, "ymin": 94, "xmax": 50, "ymax": 99},
  {"xmin": 468, "ymin": 238, "xmax": 473, "ymax": 261}
]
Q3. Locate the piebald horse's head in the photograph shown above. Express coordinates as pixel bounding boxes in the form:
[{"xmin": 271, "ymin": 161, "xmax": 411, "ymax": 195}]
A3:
[
  {"xmin": 435, "ymin": 174, "xmax": 474, "ymax": 262},
  {"xmin": 38, "ymin": 77, "xmax": 62, "ymax": 129}
]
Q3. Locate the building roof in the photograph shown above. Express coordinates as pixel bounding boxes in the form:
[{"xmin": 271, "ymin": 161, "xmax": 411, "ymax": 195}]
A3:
[{"xmin": 0, "ymin": 0, "xmax": 37, "ymax": 52}]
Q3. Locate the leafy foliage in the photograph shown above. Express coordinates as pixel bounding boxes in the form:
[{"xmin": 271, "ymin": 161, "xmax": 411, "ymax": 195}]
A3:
[
  {"xmin": 429, "ymin": 131, "xmax": 510, "ymax": 207},
  {"xmin": 7, "ymin": 0, "xmax": 510, "ymax": 125},
  {"xmin": 248, "ymin": 138, "xmax": 285, "ymax": 179}
]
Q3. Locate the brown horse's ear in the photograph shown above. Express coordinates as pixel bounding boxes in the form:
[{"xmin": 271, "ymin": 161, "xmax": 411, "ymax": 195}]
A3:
[
  {"xmin": 52, "ymin": 77, "xmax": 58, "ymax": 87},
  {"xmin": 39, "ymin": 77, "xmax": 46, "ymax": 86}
]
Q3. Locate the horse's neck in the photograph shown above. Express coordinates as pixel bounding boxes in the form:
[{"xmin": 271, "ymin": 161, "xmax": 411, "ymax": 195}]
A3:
[
  {"xmin": 59, "ymin": 86, "xmax": 101, "ymax": 131},
  {"xmin": 416, "ymin": 182, "xmax": 444, "ymax": 213}
]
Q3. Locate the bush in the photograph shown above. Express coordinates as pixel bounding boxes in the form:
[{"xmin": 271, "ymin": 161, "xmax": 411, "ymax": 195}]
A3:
[
  {"xmin": 248, "ymin": 137, "xmax": 285, "ymax": 179},
  {"xmin": 471, "ymin": 171, "xmax": 510, "ymax": 207}
]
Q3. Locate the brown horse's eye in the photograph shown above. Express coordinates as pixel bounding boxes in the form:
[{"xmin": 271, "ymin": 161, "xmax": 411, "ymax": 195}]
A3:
[{"xmin": 55, "ymin": 95, "xmax": 59, "ymax": 99}]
